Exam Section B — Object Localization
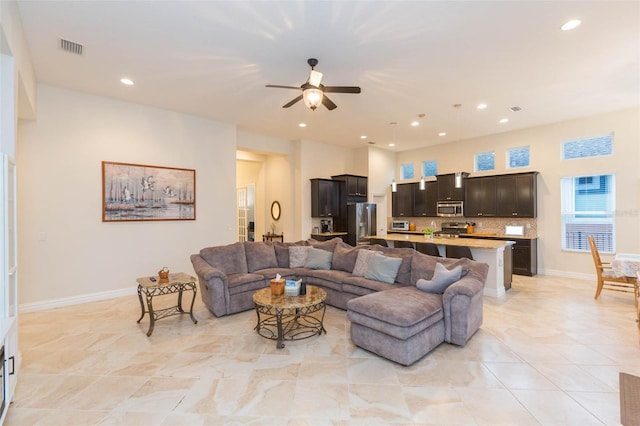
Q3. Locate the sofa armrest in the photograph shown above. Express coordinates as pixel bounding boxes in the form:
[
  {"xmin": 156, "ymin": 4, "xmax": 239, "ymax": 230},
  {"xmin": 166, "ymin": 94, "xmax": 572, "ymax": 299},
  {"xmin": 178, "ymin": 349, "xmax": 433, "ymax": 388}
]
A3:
[
  {"xmin": 191, "ymin": 254, "xmax": 230, "ymax": 317},
  {"xmin": 442, "ymin": 261, "xmax": 489, "ymax": 345}
]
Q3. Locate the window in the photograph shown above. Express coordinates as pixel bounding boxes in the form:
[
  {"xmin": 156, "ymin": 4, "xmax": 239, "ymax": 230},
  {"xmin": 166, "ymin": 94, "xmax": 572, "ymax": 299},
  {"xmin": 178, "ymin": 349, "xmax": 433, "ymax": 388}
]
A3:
[
  {"xmin": 507, "ymin": 146, "xmax": 530, "ymax": 168},
  {"xmin": 563, "ymin": 134, "xmax": 613, "ymax": 160},
  {"xmin": 421, "ymin": 160, "xmax": 437, "ymax": 177},
  {"xmin": 475, "ymin": 151, "xmax": 495, "ymax": 172},
  {"xmin": 400, "ymin": 163, "xmax": 414, "ymax": 180},
  {"xmin": 561, "ymin": 174, "xmax": 615, "ymax": 252}
]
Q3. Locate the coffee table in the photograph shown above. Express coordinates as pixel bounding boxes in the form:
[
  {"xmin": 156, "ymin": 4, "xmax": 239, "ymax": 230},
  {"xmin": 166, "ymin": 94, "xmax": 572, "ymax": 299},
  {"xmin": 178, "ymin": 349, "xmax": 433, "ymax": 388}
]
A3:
[
  {"xmin": 253, "ymin": 285, "xmax": 327, "ymax": 349},
  {"xmin": 136, "ymin": 272, "xmax": 198, "ymax": 336}
]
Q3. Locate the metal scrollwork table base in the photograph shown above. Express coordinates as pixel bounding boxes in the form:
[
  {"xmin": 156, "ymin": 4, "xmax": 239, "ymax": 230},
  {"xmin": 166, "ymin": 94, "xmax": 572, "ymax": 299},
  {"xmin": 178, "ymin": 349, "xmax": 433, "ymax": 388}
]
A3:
[
  {"xmin": 253, "ymin": 285, "xmax": 327, "ymax": 349},
  {"xmin": 136, "ymin": 272, "xmax": 198, "ymax": 336}
]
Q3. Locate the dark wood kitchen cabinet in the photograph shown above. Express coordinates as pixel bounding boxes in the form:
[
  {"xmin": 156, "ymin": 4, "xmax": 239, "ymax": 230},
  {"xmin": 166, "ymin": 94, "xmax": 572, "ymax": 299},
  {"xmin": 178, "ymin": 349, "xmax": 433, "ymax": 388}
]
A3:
[
  {"xmin": 331, "ymin": 174, "xmax": 367, "ymax": 202},
  {"xmin": 392, "ymin": 183, "xmax": 413, "ymax": 217},
  {"xmin": 412, "ymin": 181, "xmax": 438, "ymax": 217},
  {"xmin": 437, "ymin": 173, "xmax": 468, "ymax": 201},
  {"xmin": 510, "ymin": 238, "xmax": 538, "ymax": 276},
  {"xmin": 465, "ymin": 176, "xmax": 497, "ymax": 217},
  {"xmin": 310, "ymin": 178, "xmax": 339, "ymax": 218},
  {"xmin": 496, "ymin": 172, "xmax": 538, "ymax": 218}
]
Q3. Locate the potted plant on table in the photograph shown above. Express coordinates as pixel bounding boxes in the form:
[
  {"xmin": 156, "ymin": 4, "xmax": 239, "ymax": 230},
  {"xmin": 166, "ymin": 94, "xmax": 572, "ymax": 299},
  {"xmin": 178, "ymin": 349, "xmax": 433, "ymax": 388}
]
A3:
[{"xmin": 422, "ymin": 227, "xmax": 434, "ymax": 239}]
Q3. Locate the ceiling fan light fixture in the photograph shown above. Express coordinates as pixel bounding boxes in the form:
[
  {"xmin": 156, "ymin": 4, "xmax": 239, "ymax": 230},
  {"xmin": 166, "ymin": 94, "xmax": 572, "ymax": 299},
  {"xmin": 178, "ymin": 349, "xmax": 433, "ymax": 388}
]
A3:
[
  {"xmin": 303, "ymin": 88, "xmax": 323, "ymax": 110},
  {"xmin": 308, "ymin": 70, "xmax": 323, "ymax": 87}
]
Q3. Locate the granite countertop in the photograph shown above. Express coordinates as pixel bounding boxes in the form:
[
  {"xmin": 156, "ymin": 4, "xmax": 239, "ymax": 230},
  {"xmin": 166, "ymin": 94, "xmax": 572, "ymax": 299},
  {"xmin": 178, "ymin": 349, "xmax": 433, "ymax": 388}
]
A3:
[
  {"xmin": 310, "ymin": 232, "xmax": 348, "ymax": 236},
  {"xmin": 388, "ymin": 230, "xmax": 537, "ymax": 239}
]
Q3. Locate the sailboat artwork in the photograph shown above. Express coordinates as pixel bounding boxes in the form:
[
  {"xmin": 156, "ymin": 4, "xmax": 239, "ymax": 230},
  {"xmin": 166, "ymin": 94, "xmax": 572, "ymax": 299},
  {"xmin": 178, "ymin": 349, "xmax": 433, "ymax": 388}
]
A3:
[{"xmin": 102, "ymin": 161, "xmax": 195, "ymax": 222}]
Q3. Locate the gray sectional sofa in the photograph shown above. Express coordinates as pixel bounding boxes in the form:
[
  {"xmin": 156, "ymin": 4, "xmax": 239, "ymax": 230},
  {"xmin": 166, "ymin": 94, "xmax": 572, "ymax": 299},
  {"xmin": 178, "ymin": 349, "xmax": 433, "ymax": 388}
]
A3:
[{"xmin": 190, "ymin": 237, "xmax": 489, "ymax": 365}]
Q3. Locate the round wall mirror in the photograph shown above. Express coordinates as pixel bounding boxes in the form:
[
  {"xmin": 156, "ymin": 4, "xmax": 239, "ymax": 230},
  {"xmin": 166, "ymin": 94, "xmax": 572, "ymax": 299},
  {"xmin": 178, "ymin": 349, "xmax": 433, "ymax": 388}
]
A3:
[{"xmin": 270, "ymin": 201, "xmax": 281, "ymax": 221}]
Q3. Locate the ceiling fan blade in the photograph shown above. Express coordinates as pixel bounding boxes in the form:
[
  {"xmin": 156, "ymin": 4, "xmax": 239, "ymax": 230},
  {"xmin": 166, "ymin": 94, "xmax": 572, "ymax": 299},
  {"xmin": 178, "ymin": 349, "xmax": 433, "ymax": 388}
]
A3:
[
  {"xmin": 322, "ymin": 86, "xmax": 361, "ymax": 94},
  {"xmin": 322, "ymin": 95, "xmax": 337, "ymax": 110},
  {"xmin": 266, "ymin": 85, "xmax": 302, "ymax": 90},
  {"xmin": 283, "ymin": 94, "xmax": 303, "ymax": 108}
]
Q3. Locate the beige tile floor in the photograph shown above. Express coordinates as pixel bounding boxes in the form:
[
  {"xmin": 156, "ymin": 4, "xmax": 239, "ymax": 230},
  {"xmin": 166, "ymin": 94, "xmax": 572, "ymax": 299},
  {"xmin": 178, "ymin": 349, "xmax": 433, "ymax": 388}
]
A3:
[{"xmin": 6, "ymin": 274, "xmax": 640, "ymax": 425}]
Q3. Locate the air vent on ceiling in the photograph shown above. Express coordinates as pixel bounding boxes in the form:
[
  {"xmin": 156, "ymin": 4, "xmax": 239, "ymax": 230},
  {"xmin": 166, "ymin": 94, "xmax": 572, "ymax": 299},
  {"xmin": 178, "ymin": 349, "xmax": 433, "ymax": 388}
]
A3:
[
  {"xmin": 509, "ymin": 106, "xmax": 522, "ymax": 112},
  {"xmin": 59, "ymin": 38, "xmax": 83, "ymax": 55}
]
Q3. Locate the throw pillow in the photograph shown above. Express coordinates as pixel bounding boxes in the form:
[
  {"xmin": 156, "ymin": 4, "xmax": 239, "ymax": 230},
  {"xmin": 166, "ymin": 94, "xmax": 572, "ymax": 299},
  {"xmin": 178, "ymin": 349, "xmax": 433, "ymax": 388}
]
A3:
[
  {"xmin": 332, "ymin": 242, "xmax": 368, "ymax": 272},
  {"xmin": 416, "ymin": 262, "xmax": 462, "ymax": 294},
  {"xmin": 365, "ymin": 254, "xmax": 403, "ymax": 284},
  {"xmin": 352, "ymin": 250, "xmax": 382, "ymax": 277},
  {"xmin": 304, "ymin": 247, "xmax": 333, "ymax": 270},
  {"xmin": 289, "ymin": 246, "xmax": 311, "ymax": 268}
]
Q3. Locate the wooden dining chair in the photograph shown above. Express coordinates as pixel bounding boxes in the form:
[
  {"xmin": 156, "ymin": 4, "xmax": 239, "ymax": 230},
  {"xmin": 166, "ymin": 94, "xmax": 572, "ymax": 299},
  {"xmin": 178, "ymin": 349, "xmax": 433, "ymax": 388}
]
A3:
[{"xmin": 588, "ymin": 235, "xmax": 637, "ymax": 300}]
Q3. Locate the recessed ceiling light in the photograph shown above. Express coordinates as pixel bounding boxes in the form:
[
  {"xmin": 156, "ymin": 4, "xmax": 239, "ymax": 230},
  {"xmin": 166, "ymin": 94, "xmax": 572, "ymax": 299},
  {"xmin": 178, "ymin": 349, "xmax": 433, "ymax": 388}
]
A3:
[
  {"xmin": 499, "ymin": 118, "xmax": 509, "ymax": 124},
  {"xmin": 120, "ymin": 78, "xmax": 134, "ymax": 86},
  {"xmin": 411, "ymin": 121, "xmax": 419, "ymax": 127},
  {"xmin": 388, "ymin": 143, "xmax": 395, "ymax": 147},
  {"xmin": 561, "ymin": 19, "xmax": 581, "ymax": 31},
  {"xmin": 438, "ymin": 132, "xmax": 446, "ymax": 137},
  {"xmin": 298, "ymin": 123, "xmax": 307, "ymax": 128},
  {"xmin": 360, "ymin": 135, "xmax": 367, "ymax": 139},
  {"xmin": 477, "ymin": 103, "xmax": 487, "ymax": 110}
]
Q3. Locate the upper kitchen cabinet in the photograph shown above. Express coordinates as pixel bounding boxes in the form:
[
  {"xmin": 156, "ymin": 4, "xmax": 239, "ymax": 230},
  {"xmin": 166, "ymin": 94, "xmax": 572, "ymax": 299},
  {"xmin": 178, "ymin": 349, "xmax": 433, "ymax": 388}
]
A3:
[
  {"xmin": 465, "ymin": 176, "xmax": 497, "ymax": 217},
  {"xmin": 437, "ymin": 173, "xmax": 468, "ymax": 201},
  {"xmin": 412, "ymin": 181, "xmax": 438, "ymax": 217},
  {"xmin": 331, "ymin": 174, "xmax": 368, "ymax": 202},
  {"xmin": 392, "ymin": 183, "xmax": 413, "ymax": 217},
  {"xmin": 496, "ymin": 172, "xmax": 538, "ymax": 218},
  {"xmin": 311, "ymin": 178, "xmax": 339, "ymax": 217}
]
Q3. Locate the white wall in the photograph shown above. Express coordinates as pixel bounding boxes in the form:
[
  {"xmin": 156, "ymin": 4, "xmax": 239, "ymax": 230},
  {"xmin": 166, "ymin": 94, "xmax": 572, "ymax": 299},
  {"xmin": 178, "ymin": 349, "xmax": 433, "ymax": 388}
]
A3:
[
  {"xmin": 396, "ymin": 108, "xmax": 640, "ymax": 278},
  {"xmin": 18, "ymin": 85, "xmax": 237, "ymax": 306}
]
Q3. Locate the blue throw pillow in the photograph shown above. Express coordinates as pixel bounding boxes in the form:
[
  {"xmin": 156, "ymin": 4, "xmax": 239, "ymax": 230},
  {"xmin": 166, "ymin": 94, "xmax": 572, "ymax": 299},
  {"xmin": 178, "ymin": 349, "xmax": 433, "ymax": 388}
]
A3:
[
  {"xmin": 304, "ymin": 247, "xmax": 333, "ymax": 270},
  {"xmin": 365, "ymin": 254, "xmax": 403, "ymax": 284},
  {"xmin": 416, "ymin": 262, "xmax": 462, "ymax": 294}
]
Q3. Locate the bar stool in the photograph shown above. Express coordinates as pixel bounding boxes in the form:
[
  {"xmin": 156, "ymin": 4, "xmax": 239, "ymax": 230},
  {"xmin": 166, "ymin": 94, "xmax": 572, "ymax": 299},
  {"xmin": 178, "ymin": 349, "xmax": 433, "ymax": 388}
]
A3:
[
  {"xmin": 445, "ymin": 245, "xmax": 473, "ymax": 260},
  {"xmin": 394, "ymin": 241, "xmax": 415, "ymax": 249},
  {"xmin": 416, "ymin": 242, "xmax": 441, "ymax": 257},
  {"xmin": 369, "ymin": 238, "xmax": 388, "ymax": 247}
]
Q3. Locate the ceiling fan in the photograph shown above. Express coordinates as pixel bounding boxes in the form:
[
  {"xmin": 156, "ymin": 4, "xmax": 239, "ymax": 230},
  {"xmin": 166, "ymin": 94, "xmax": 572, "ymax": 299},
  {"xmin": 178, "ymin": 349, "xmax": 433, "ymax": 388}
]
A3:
[{"xmin": 266, "ymin": 58, "xmax": 361, "ymax": 111}]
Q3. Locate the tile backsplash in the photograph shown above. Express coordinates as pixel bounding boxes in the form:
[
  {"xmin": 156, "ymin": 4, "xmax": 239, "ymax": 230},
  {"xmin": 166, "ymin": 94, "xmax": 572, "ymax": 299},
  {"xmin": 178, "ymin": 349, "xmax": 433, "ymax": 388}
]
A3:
[{"xmin": 392, "ymin": 217, "xmax": 537, "ymax": 237}]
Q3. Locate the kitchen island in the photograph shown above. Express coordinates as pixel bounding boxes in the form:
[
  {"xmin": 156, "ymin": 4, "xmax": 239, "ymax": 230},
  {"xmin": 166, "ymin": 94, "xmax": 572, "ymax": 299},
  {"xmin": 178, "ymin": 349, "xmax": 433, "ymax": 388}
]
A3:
[{"xmin": 367, "ymin": 234, "xmax": 513, "ymax": 298}]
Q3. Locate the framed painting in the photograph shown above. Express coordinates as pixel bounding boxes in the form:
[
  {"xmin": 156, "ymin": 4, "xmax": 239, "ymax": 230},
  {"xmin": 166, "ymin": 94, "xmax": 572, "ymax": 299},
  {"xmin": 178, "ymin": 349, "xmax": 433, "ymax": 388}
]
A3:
[{"xmin": 102, "ymin": 161, "xmax": 196, "ymax": 222}]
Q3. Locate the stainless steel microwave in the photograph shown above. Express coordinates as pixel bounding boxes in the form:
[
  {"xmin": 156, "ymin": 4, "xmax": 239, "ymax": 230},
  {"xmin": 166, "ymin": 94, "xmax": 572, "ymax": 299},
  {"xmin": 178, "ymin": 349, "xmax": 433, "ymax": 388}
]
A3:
[
  {"xmin": 437, "ymin": 201, "xmax": 464, "ymax": 217},
  {"xmin": 391, "ymin": 220, "xmax": 410, "ymax": 231}
]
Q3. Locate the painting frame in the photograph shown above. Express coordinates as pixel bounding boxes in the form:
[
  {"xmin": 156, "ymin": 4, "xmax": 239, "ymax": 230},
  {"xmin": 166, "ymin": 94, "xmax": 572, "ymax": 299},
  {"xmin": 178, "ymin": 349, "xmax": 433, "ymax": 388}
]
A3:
[{"xmin": 102, "ymin": 161, "xmax": 196, "ymax": 222}]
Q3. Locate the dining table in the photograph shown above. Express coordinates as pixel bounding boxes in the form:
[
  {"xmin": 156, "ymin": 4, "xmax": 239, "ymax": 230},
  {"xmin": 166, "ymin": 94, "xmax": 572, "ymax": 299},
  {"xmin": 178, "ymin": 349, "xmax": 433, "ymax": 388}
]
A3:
[{"xmin": 611, "ymin": 253, "xmax": 640, "ymax": 278}]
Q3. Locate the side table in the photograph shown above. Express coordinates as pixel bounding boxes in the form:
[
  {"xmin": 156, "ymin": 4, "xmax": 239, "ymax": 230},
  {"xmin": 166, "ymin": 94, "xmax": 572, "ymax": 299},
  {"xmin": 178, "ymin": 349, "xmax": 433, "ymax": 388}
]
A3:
[
  {"xmin": 263, "ymin": 233, "xmax": 284, "ymax": 243},
  {"xmin": 136, "ymin": 272, "xmax": 198, "ymax": 336}
]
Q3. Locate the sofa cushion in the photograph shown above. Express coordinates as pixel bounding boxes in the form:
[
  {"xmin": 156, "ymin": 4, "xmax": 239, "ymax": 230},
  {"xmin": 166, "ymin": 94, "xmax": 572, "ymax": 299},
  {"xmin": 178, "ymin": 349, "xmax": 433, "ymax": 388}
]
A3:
[
  {"xmin": 410, "ymin": 251, "xmax": 440, "ymax": 283},
  {"xmin": 305, "ymin": 247, "xmax": 333, "ymax": 270},
  {"xmin": 200, "ymin": 242, "xmax": 248, "ymax": 275},
  {"xmin": 226, "ymin": 272, "xmax": 266, "ymax": 295},
  {"xmin": 306, "ymin": 269, "xmax": 351, "ymax": 292},
  {"xmin": 289, "ymin": 246, "xmax": 312, "ymax": 268},
  {"xmin": 309, "ymin": 237, "xmax": 342, "ymax": 252},
  {"xmin": 365, "ymin": 254, "xmax": 403, "ymax": 284},
  {"xmin": 342, "ymin": 276, "xmax": 401, "ymax": 296},
  {"xmin": 347, "ymin": 287, "xmax": 444, "ymax": 340},
  {"xmin": 332, "ymin": 242, "xmax": 369, "ymax": 273},
  {"xmin": 371, "ymin": 246, "xmax": 415, "ymax": 285},
  {"xmin": 273, "ymin": 240, "xmax": 309, "ymax": 268},
  {"xmin": 352, "ymin": 250, "xmax": 382, "ymax": 277},
  {"xmin": 416, "ymin": 262, "xmax": 462, "ymax": 294},
  {"xmin": 244, "ymin": 242, "xmax": 278, "ymax": 273}
]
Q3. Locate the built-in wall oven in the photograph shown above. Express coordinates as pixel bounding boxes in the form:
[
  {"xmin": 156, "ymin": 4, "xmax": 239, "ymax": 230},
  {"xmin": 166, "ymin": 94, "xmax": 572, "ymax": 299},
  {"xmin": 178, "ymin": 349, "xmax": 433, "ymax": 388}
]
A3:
[{"xmin": 437, "ymin": 201, "xmax": 464, "ymax": 217}]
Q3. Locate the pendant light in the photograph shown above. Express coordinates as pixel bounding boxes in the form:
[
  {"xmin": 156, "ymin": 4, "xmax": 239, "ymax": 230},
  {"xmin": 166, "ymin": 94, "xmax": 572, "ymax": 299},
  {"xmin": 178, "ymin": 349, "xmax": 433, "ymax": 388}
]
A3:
[
  {"xmin": 391, "ymin": 180, "xmax": 397, "ymax": 192},
  {"xmin": 419, "ymin": 176, "xmax": 426, "ymax": 190}
]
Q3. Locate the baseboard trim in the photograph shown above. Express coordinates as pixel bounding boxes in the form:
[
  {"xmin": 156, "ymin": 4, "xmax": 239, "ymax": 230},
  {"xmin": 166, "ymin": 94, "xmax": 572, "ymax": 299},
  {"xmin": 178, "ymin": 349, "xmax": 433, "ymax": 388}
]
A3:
[
  {"xmin": 537, "ymin": 269, "xmax": 593, "ymax": 281},
  {"xmin": 19, "ymin": 287, "xmax": 137, "ymax": 313}
]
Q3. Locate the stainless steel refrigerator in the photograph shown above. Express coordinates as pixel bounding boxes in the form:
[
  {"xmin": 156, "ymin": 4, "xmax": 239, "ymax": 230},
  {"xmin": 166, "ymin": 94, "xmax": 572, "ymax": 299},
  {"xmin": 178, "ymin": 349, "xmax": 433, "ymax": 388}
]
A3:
[{"xmin": 346, "ymin": 203, "xmax": 377, "ymax": 246}]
